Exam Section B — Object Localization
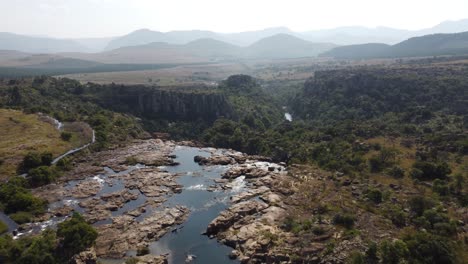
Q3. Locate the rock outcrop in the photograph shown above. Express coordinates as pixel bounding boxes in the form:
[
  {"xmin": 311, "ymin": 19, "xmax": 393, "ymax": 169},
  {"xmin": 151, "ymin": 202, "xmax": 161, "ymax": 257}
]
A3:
[{"xmin": 95, "ymin": 206, "xmax": 189, "ymax": 258}]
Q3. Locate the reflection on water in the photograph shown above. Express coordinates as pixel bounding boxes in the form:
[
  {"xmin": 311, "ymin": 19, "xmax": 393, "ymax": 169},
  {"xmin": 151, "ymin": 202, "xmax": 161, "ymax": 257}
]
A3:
[{"xmin": 149, "ymin": 146, "xmax": 240, "ymax": 264}]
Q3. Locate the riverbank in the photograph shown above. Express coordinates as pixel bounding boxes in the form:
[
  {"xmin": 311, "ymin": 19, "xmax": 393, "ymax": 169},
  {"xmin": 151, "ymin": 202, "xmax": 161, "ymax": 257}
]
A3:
[{"xmin": 19, "ymin": 139, "xmax": 294, "ymax": 263}]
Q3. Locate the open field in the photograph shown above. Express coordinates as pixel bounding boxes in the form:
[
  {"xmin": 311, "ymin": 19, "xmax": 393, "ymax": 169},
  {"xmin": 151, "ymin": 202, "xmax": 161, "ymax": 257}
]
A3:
[
  {"xmin": 0, "ymin": 109, "xmax": 90, "ymax": 179},
  {"xmin": 58, "ymin": 57, "xmax": 410, "ymax": 86}
]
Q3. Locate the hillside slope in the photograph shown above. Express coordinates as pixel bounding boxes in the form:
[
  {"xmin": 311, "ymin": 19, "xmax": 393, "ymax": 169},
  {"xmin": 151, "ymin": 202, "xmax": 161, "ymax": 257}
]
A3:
[{"xmin": 322, "ymin": 31, "xmax": 468, "ymax": 58}]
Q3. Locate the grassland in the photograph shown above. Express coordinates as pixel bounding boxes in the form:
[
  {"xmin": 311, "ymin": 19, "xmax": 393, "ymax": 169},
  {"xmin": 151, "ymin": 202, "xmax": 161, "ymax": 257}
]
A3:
[{"xmin": 0, "ymin": 109, "xmax": 89, "ymax": 179}]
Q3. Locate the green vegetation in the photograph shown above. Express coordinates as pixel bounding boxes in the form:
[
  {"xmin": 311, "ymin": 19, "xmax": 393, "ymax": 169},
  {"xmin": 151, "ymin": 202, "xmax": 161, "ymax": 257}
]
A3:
[
  {"xmin": 0, "ymin": 177, "xmax": 46, "ymax": 215},
  {"xmin": 57, "ymin": 212, "xmax": 98, "ymax": 256},
  {"xmin": 0, "ymin": 109, "xmax": 73, "ymax": 178},
  {"xmin": 0, "ymin": 77, "xmax": 146, "ymax": 153},
  {"xmin": 0, "ymin": 220, "xmax": 7, "ymax": 234},
  {"xmin": 27, "ymin": 166, "xmax": 60, "ymax": 187},
  {"xmin": 0, "ymin": 63, "xmax": 466, "ymax": 263},
  {"xmin": 332, "ymin": 213, "xmax": 355, "ymax": 229},
  {"xmin": 60, "ymin": 131, "xmax": 72, "ymax": 141},
  {"xmin": 21, "ymin": 151, "xmax": 53, "ymax": 171},
  {"xmin": 0, "ymin": 213, "xmax": 97, "ymax": 263}
]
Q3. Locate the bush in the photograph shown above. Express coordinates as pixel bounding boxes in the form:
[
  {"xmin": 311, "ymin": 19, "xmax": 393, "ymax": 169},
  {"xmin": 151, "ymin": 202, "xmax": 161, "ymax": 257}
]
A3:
[
  {"xmin": 368, "ymin": 148, "xmax": 398, "ymax": 172},
  {"xmin": 386, "ymin": 166, "xmax": 405, "ymax": 178},
  {"xmin": 0, "ymin": 178, "xmax": 47, "ymax": 215},
  {"xmin": 409, "ymin": 196, "xmax": 435, "ymax": 217},
  {"xmin": 57, "ymin": 213, "xmax": 98, "ymax": 256},
  {"xmin": 433, "ymin": 179, "xmax": 449, "ymax": 196},
  {"xmin": 411, "ymin": 161, "xmax": 451, "ymax": 180},
  {"xmin": 348, "ymin": 251, "xmax": 365, "ymax": 264},
  {"xmin": 312, "ymin": 226, "xmax": 326, "ymax": 235},
  {"xmin": 125, "ymin": 257, "xmax": 140, "ymax": 264},
  {"xmin": 384, "ymin": 205, "xmax": 407, "ymax": 227},
  {"xmin": 136, "ymin": 246, "xmax": 150, "ymax": 256},
  {"xmin": 379, "ymin": 239, "xmax": 409, "ymax": 264},
  {"xmin": 366, "ymin": 189, "xmax": 383, "ymax": 204},
  {"xmin": 333, "ymin": 213, "xmax": 355, "ymax": 229},
  {"xmin": 60, "ymin": 132, "xmax": 72, "ymax": 141},
  {"xmin": 56, "ymin": 157, "xmax": 72, "ymax": 171},
  {"xmin": 403, "ymin": 231, "xmax": 454, "ymax": 264},
  {"xmin": 22, "ymin": 152, "xmax": 53, "ymax": 170},
  {"xmin": 27, "ymin": 166, "xmax": 59, "ymax": 187},
  {"xmin": 9, "ymin": 211, "xmax": 34, "ymax": 224},
  {"xmin": 0, "ymin": 220, "xmax": 8, "ymax": 234}
]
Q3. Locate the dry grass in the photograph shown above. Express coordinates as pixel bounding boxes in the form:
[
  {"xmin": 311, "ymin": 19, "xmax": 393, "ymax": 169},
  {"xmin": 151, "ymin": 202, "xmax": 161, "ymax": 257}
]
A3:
[{"xmin": 0, "ymin": 109, "xmax": 77, "ymax": 179}]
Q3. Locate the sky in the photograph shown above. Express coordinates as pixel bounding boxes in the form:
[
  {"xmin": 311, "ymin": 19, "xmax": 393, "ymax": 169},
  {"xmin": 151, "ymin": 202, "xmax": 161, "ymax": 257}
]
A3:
[{"xmin": 1, "ymin": 0, "xmax": 467, "ymax": 38}]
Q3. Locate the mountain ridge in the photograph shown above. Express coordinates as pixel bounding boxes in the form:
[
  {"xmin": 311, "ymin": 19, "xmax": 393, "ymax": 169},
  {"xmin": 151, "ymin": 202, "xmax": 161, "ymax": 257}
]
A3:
[
  {"xmin": 321, "ymin": 31, "xmax": 468, "ymax": 58},
  {"xmin": 3, "ymin": 18, "xmax": 468, "ymax": 53}
]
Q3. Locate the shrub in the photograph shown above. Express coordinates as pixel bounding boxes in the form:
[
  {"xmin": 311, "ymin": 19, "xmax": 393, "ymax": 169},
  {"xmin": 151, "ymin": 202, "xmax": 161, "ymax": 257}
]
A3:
[
  {"xmin": 379, "ymin": 239, "xmax": 409, "ymax": 264},
  {"xmin": 9, "ymin": 211, "xmax": 34, "ymax": 224},
  {"xmin": 136, "ymin": 246, "xmax": 150, "ymax": 256},
  {"xmin": 433, "ymin": 179, "xmax": 449, "ymax": 196},
  {"xmin": 56, "ymin": 157, "xmax": 72, "ymax": 171},
  {"xmin": 365, "ymin": 242, "xmax": 378, "ymax": 263},
  {"xmin": 384, "ymin": 205, "xmax": 407, "ymax": 227},
  {"xmin": 333, "ymin": 213, "xmax": 355, "ymax": 229},
  {"xmin": 125, "ymin": 257, "xmax": 139, "ymax": 264},
  {"xmin": 409, "ymin": 196, "xmax": 435, "ymax": 217},
  {"xmin": 22, "ymin": 152, "xmax": 53, "ymax": 170},
  {"xmin": 366, "ymin": 189, "xmax": 383, "ymax": 204},
  {"xmin": 0, "ymin": 220, "xmax": 8, "ymax": 234},
  {"xmin": 27, "ymin": 166, "xmax": 59, "ymax": 187},
  {"xmin": 57, "ymin": 213, "xmax": 98, "ymax": 256},
  {"xmin": 312, "ymin": 226, "xmax": 326, "ymax": 235},
  {"xmin": 411, "ymin": 161, "xmax": 451, "ymax": 180},
  {"xmin": 125, "ymin": 156, "xmax": 139, "ymax": 165},
  {"xmin": 0, "ymin": 179, "xmax": 47, "ymax": 215},
  {"xmin": 403, "ymin": 231, "xmax": 454, "ymax": 264},
  {"xmin": 60, "ymin": 132, "xmax": 72, "ymax": 141},
  {"xmin": 348, "ymin": 251, "xmax": 365, "ymax": 264},
  {"xmin": 386, "ymin": 166, "xmax": 405, "ymax": 178},
  {"xmin": 369, "ymin": 148, "xmax": 398, "ymax": 172}
]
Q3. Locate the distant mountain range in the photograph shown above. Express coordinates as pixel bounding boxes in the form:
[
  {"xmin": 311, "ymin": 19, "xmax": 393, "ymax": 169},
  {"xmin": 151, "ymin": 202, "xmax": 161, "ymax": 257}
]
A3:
[
  {"xmin": 2, "ymin": 19, "xmax": 468, "ymax": 53},
  {"xmin": 321, "ymin": 31, "xmax": 468, "ymax": 59},
  {"xmin": 0, "ymin": 34, "xmax": 335, "ymax": 66}
]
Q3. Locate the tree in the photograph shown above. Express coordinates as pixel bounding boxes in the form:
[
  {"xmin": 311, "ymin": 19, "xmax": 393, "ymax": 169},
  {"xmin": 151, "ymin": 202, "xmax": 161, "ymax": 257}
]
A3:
[
  {"xmin": 379, "ymin": 239, "xmax": 409, "ymax": 264},
  {"xmin": 57, "ymin": 213, "xmax": 98, "ymax": 256}
]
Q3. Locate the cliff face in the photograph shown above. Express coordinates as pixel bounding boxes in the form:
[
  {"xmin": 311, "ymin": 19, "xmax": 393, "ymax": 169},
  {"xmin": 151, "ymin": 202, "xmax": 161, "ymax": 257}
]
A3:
[
  {"xmin": 136, "ymin": 89, "xmax": 233, "ymax": 121},
  {"xmin": 96, "ymin": 86, "xmax": 233, "ymax": 122}
]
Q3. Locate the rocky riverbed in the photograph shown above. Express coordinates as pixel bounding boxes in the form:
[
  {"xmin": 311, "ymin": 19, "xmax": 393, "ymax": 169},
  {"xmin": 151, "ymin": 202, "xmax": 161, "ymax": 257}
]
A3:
[{"xmin": 24, "ymin": 139, "xmax": 295, "ymax": 263}]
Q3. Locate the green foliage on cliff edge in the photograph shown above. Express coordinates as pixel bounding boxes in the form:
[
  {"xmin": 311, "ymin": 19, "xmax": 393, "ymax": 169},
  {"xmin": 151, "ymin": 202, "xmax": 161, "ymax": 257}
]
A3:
[
  {"xmin": 0, "ymin": 213, "xmax": 97, "ymax": 264},
  {"xmin": 0, "ymin": 76, "xmax": 147, "ymax": 150}
]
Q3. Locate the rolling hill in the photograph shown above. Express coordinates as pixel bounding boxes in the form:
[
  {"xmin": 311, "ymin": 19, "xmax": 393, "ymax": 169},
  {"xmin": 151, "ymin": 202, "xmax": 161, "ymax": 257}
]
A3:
[
  {"xmin": 244, "ymin": 34, "xmax": 336, "ymax": 58},
  {"xmin": 321, "ymin": 31, "xmax": 468, "ymax": 59},
  {"xmin": 0, "ymin": 32, "xmax": 87, "ymax": 53}
]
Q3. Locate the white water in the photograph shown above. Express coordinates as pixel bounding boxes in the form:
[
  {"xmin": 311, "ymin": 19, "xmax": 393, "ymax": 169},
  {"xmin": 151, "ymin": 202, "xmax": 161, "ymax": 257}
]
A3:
[
  {"xmin": 53, "ymin": 118, "xmax": 63, "ymax": 130},
  {"xmin": 285, "ymin": 113, "xmax": 292, "ymax": 122}
]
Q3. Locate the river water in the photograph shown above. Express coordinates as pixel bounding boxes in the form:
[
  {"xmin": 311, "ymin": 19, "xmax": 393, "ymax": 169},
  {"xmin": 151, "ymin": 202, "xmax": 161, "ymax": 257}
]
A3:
[
  {"xmin": 44, "ymin": 145, "xmax": 241, "ymax": 264},
  {"xmin": 4, "ymin": 143, "xmax": 243, "ymax": 262},
  {"xmin": 148, "ymin": 146, "xmax": 239, "ymax": 264}
]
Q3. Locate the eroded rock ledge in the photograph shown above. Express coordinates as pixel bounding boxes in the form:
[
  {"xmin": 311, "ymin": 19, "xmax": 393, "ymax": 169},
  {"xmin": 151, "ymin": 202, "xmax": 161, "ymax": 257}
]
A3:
[
  {"xmin": 205, "ymin": 157, "xmax": 294, "ymax": 263},
  {"xmin": 95, "ymin": 206, "xmax": 189, "ymax": 258}
]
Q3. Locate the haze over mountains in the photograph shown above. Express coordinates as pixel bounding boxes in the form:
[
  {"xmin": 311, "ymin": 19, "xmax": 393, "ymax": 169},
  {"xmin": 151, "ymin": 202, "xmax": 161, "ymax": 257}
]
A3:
[
  {"xmin": 2, "ymin": 18, "xmax": 468, "ymax": 78},
  {"xmin": 322, "ymin": 31, "xmax": 468, "ymax": 59},
  {"xmin": 2, "ymin": 19, "xmax": 468, "ymax": 54}
]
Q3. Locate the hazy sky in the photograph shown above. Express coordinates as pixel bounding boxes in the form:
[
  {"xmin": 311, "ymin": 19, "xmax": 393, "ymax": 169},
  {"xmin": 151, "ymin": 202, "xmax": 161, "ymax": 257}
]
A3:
[{"xmin": 1, "ymin": 0, "xmax": 467, "ymax": 38}]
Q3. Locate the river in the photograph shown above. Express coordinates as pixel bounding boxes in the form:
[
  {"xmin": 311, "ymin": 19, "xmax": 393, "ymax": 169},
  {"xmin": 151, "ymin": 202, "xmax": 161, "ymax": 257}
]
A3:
[
  {"xmin": 148, "ymin": 146, "xmax": 240, "ymax": 264},
  {"xmin": 39, "ymin": 144, "xmax": 241, "ymax": 263}
]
